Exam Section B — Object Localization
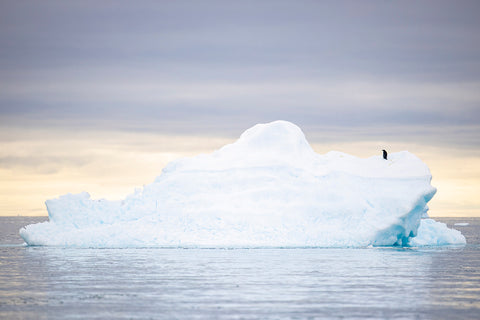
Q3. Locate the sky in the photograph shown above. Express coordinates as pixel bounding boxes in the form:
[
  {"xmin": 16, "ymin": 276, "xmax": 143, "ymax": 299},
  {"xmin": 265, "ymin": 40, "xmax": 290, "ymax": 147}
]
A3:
[{"xmin": 0, "ymin": 0, "xmax": 479, "ymax": 217}]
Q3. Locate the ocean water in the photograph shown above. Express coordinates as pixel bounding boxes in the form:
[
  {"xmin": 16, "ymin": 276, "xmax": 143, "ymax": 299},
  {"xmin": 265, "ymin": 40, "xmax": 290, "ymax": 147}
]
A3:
[{"xmin": 1, "ymin": 217, "xmax": 479, "ymax": 319}]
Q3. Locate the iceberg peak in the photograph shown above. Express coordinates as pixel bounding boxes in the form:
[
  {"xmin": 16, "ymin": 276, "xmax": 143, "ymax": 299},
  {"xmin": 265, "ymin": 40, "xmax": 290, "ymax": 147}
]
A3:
[
  {"xmin": 234, "ymin": 120, "xmax": 314, "ymax": 156},
  {"xmin": 162, "ymin": 120, "xmax": 315, "ymax": 173}
]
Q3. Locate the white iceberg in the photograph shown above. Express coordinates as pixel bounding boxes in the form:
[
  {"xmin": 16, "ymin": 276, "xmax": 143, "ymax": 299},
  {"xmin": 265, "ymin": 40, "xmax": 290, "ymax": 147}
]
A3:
[
  {"xmin": 454, "ymin": 222, "xmax": 469, "ymax": 226},
  {"xmin": 20, "ymin": 121, "xmax": 466, "ymax": 247}
]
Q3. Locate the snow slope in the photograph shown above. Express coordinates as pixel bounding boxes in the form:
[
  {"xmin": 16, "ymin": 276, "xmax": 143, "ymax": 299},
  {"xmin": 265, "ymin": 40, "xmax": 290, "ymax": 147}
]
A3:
[{"xmin": 20, "ymin": 121, "xmax": 465, "ymax": 247}]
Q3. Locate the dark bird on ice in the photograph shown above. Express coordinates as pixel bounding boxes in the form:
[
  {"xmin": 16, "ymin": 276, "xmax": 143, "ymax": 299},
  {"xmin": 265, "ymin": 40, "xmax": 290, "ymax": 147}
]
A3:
[{"xmin": 382, "ymin": 149, "xmax": 388, "ymax": 160}]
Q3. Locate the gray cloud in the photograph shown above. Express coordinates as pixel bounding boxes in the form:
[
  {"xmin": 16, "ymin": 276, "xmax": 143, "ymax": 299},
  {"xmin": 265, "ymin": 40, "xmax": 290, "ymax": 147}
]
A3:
[
  {"xmin": 1, "ymin": 0, "xmax": 479, "ymax": 148},
  {"xmin": 0, "ymin": 155, "xmax": 92, "ymax": 174},
  {"xmin": 2, "ymin": 1, "xmax": 479, "ymax": 77}
]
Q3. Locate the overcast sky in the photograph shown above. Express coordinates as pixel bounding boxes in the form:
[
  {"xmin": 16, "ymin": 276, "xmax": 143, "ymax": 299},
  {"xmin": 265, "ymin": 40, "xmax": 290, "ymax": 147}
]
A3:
[
  {"xmin": 1, "ymin": 1, "xmax": 479, "ymax": 138},
  {"xmin": 1, "ymin": 1, "xmax": 480, "ymax": 216}
]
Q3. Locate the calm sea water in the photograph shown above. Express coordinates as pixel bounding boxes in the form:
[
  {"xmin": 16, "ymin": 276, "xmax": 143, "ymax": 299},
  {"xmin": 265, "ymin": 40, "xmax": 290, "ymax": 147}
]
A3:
[{"xmin": 1, "ymin": 217, "xmax": 479, "ymax": 320}]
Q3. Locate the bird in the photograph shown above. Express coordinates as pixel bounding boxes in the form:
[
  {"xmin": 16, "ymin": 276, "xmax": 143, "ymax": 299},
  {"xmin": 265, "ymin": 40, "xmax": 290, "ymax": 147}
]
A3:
[{"xmin": 382, "ymin": 149, "xmax": 388, "ymax": 160}]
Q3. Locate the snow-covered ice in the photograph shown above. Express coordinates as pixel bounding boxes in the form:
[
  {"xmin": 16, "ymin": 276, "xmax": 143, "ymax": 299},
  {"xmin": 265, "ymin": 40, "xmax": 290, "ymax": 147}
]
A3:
[
  {"xmin": 454, "ymin": 222, "xmax": 470, "ymax": 226},
  {"xmin": 20, "ymin": 121, "xmax": 466, "ymax": 247}
]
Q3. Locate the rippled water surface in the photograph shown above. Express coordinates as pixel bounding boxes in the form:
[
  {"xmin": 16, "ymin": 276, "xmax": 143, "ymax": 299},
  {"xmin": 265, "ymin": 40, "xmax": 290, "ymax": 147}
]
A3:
[{"xmin": 1, "ymin": 217, "xmax": 479, "ymax": 319}]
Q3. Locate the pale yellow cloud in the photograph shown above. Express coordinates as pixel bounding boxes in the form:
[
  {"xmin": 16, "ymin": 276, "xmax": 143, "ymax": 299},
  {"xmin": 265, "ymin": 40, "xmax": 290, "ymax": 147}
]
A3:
[
  {"xmin": 0, "ymin": 128, "xmax": 232, "ymax": 216},
  {"xmin": 1, "ymin": 127, "xmax": 479, "ymax": 217}
]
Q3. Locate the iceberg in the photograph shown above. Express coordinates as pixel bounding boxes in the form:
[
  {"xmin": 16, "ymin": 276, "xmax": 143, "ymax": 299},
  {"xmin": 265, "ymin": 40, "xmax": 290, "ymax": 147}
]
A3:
[{"xmin": 20, "ymin": 121, "xmax": 466, "ymax": 247}]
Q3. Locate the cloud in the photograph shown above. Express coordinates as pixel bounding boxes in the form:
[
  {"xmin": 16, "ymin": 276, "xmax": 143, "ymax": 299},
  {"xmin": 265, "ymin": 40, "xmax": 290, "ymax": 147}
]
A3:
[
  {"xmin": 1, "ymin": 76, "xmax": 479, "ymax": 145},
  {"xmin": 1, "ymin": 1, "xmax": 479, "ymax": 160},
  {"xmin": 2, "ymin": 1, "xmax": 480, "ymax": 78}
]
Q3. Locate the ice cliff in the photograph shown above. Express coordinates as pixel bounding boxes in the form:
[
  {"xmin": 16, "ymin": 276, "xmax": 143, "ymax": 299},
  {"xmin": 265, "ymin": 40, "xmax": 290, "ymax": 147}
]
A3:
[{"xmin": 20, "ymin": 120, "xmax": 465, "ymax": 247}]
